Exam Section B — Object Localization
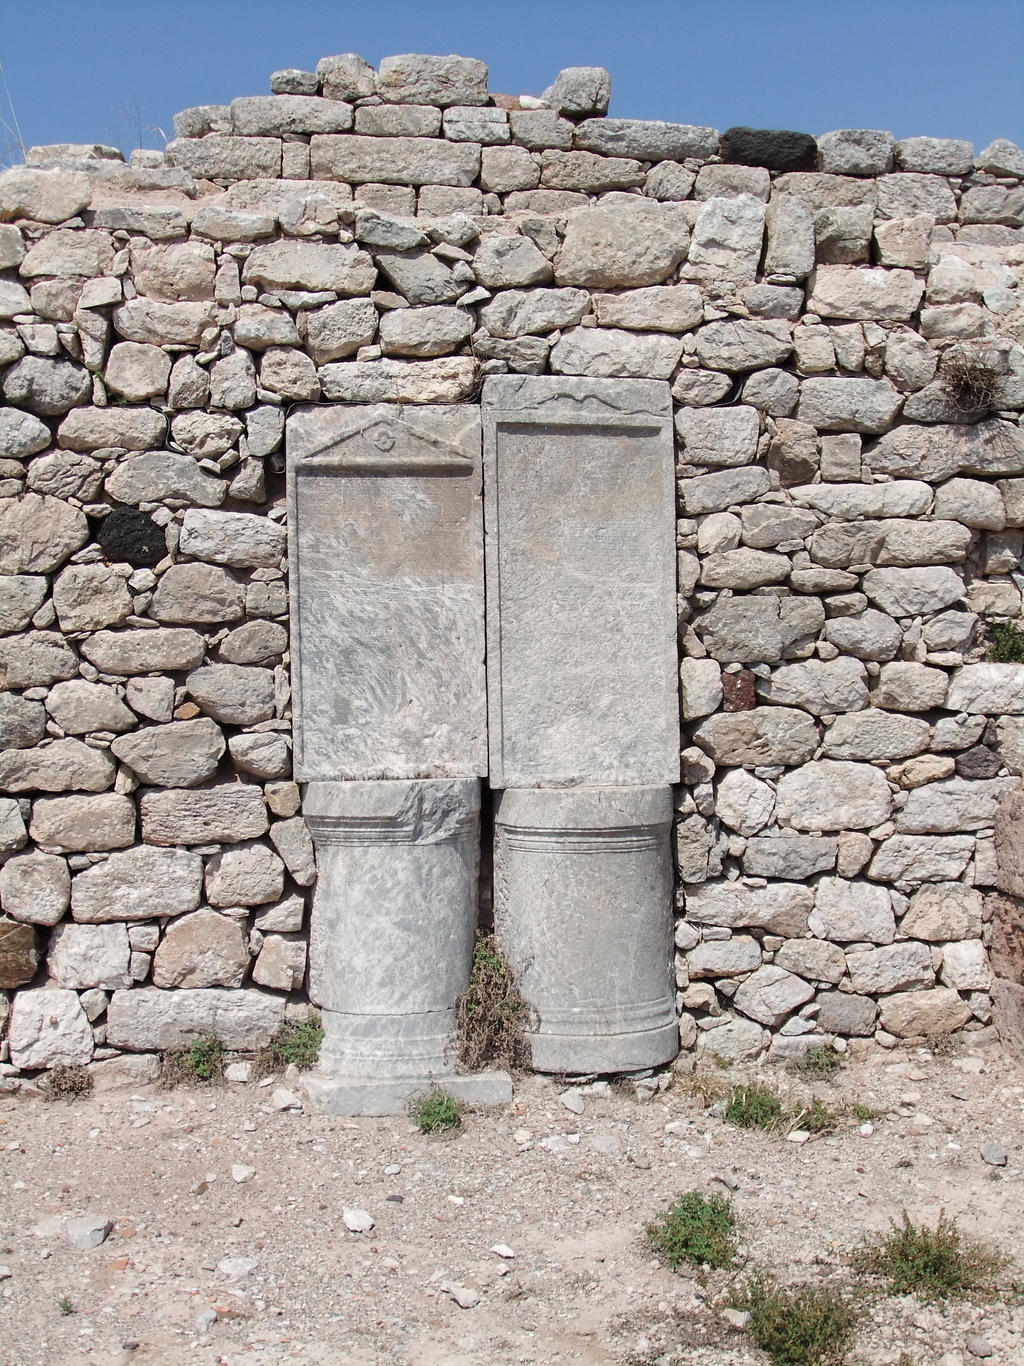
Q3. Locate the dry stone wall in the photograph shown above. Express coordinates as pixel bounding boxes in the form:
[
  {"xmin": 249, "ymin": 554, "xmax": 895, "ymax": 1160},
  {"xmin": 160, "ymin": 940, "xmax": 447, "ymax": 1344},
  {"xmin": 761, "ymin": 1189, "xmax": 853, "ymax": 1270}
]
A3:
[{"xmin": 2, "ymin": 52, "xmax": 1024, "ymax": 1084}]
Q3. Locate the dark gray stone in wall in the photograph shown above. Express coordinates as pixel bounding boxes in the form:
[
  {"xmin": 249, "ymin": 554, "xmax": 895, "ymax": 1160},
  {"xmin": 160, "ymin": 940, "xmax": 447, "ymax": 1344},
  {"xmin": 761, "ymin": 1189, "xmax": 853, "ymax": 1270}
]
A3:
[
  {"xmin": 720, "ymin": 126, "xmax": 818, "ymax": 172},
  {"xmin": 96, "ymin": 508, "xmax": 165, "ymax": 567}
]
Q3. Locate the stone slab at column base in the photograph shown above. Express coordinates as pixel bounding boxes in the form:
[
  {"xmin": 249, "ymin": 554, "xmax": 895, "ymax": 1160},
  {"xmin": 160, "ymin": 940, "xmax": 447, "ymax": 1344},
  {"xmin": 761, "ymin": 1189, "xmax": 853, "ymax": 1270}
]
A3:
[{"xmin": 302, "ymin": 1069, "xmax": 513, "ymax": 1117}]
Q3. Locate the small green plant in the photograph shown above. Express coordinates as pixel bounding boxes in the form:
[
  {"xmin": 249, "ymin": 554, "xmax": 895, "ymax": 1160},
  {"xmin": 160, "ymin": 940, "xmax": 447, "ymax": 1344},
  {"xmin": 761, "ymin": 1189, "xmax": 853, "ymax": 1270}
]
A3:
[
  {"xmin": 455, "ymin": 933, "xmax": 531, "ymax": 1072},
  {"xmin": 160, "ymin": 1033, "xmax": 224, "ymax": 1086},
  {"xmin": 850, "ymin": 1103, "xmax": 880, "ymax": 1122},
  {"xmin": 728, "ymin": 1274, "xmax": 857, "ymax": 1366},
  {"xmin": 792, "ymin": 1047, "xmax": 844, "ymax": 1080},
  {"xmin": 645, "ymin": 1190, "xmax": 737, "ymax": 1271},
  {"xmin": 255, "ymin": 1013, "xmax": 324, "ymax": 1074},
  {"xmin": 852, "ymin": 1210, "xmax": 1007, "ymax": 1301},
  {"xmin": 987, "ymin": 621, "xmax": 1024, "ymax": 663},
  {"xmin": 411, "ymin": 1086, "xmax": 462, "ymax": 1135},
  {"xmin": 792, "ymin": 1098, "xmax": 840, "ymax": 1135},
  {"xmin": 725, "ymin": 1081, "xmax": 784, "ymax": 1131},
  {"xmin": 58, "ymin": 1295, "xmax": 75, "ymax": 1317},
  {"xmin": 43, "ymin": 1064, "xmax": 93, "ymax": 1101}
]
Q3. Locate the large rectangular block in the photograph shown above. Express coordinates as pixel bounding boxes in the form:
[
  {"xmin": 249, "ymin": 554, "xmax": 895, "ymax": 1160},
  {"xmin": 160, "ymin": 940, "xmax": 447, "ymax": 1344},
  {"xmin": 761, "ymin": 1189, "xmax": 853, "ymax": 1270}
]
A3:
[
  {"xmin": 286, "ymin": 404, "xmax": 486, "ymax": 780},
  {"xmin": 482, "ymin": 375, "xmax": 679, "ymax": 786},
  {"xmin": 309, "ymin": 134, "xmax": 480, "ymax": 186}
]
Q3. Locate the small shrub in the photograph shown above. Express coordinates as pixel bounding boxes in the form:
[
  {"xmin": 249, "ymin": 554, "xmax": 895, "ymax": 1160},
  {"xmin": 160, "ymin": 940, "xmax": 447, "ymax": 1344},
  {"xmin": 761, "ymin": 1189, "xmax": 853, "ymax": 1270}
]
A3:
[
  {"xmin": 42, "ymin": 1064, "xmax": 93, "ymax": 1101},
  {"xmin": 255, "ymin": 1014, "xmax": 323, "ymax": 1075},
  {"xmin": 160, "ymin": 1034, "xmax": 224, "ymax": 1086},
  {"xmin": 940, "ymin": 348, "xmax": 1001, "ymax": 416},
  {"xmin": 852, "ymin": 1210, "xmax": 1007, "ymax": 1301},
  {"xmin": 412, "ymin": 1086, "xmax": 462, "ymax": 1135},
  {"xmin": 728, "ymin": 1274, "xmax": 857, "ymax": 1366},
  {"xmin": 58, "ymin": 1296, "xmax": 75, "ymax": 1316},
  {"xmin": 677, "ymin": 1065, "xmax": 729, "ymax": 1107},
  {"xmin": 725, "ymin": 1081, "xmax": 784, "ymax": 1131},
  {"xmin": 455, "ymin": 933, "xmax": 531, "ymax": 1072},
  {"xmin": 986, "ymin": 621, "xmax": 1024, "ymax": 664},
  {"xmin": 793, "ymin": 1098, "xmax": 840, "ymax": 1135},
  {"xmin": 645, "ymin": 1190, "xmax": 737, "ymax": 1270},
  {"xmin": 792, "ymin": 1047, "xmax": 843, "ymax": 1080}
]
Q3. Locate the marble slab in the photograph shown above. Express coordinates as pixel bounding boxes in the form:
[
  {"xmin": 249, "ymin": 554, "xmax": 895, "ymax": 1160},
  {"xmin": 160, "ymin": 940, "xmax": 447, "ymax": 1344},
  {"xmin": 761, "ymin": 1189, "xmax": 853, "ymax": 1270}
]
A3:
[
  {"xmin": 287, "ymin": 404, "xmax": 486, "ymax": 780},
  {"xmin": 482, "ymin": 376, "xmax": 679, "ymax": 786}
]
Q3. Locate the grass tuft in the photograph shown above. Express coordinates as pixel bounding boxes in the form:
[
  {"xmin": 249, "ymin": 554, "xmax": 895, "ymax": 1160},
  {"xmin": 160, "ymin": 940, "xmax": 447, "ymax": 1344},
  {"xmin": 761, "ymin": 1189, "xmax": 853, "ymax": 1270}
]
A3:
[
  {"xmin": 792, "ymin": 1098, "xmax": 840, "ymax": 1135},
  {"xmin": 987, "ymin": 621, "xmax": 1024, "ymax": 664},
  {"xmin": 254, "ymin": 1013, "xmax": 324, "ymax": 1075},
  {"xmin": 645, "ymin": 1189, "xmax": 737, "ymax": 1270},
  {"xmin": 58, "ymin": 1295, "xmax": 75, "ymax": 1316},
  {"xmin": 725, "ymin": 1081, "xmax": 784, "ymax": 1131},
  {"xmin": 728, "ymin": 1273, "xmax": 857, "ymax": 1366},
  {"xmin": 791, "ymin": 1047, "xmax": 844, "ymax": 1080},
  {"xmin": 411, "ymin": 1086, "xmax": 462, "ymax": 1135},
  {"xmin": 852, "ymin": 1210, "xmax": 1008, "ymax": 1301},
  {"xmin": 42, "ymin": 1064, "xmax": 93, "ymax": 1101},
  {"xmin": 160, "ymin": 1034, "xmax": 224, "ymax": 1086},
  {"xmin": 455, "ymin": 933, "xmax": 531, "ymax": 1073}
]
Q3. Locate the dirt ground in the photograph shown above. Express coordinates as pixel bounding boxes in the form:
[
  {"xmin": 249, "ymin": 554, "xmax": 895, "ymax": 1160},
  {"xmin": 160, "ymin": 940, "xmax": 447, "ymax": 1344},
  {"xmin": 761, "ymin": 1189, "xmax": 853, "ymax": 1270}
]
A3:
[{"xmin": 1, "ymin": 1041, "xmax": 1022, "ymax": 1366}]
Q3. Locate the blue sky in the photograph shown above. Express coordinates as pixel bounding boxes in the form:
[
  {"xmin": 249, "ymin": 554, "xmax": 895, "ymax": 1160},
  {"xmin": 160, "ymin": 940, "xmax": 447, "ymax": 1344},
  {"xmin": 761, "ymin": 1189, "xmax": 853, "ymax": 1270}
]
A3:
[{"xmin": 1, "ymin": 0, "xmax": 1022, "ymax": 165}]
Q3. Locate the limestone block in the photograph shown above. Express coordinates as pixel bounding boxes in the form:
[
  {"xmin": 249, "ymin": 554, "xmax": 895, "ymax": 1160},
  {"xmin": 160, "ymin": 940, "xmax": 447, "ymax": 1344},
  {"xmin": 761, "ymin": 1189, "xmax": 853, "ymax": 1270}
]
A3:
[
  {"xmin": 0, "ymin": 576, "xmax": 48, "ymax": 634},
  {"xmin": 776, "ymin": 760, "xmax": 892, "ymax": 831},
  {"xmin": 742, "ymin": 835, "xmax": 837, "ymax": 879},
  {"xmin": 742, "ymin": 368, "xmax": 800, "ymax": 415},
  {"xmin": 105, "ymin": 985, "xmax": 285, "ymax": 1050},
  {"xmin": 946, "ymin": 664, "xmax": 1024, "ymax": 714},
  {"xmin": 678, "ymin": 467, "xmax": 772, "ymax": 514},
  {"xmin": 940, "ymin": 939, "xmax": 992, "ymax": 991},
  {"xmin": 112, "ymin": 299, "xmax": 216, "ymax": 347},
  {"xmin": 676, "ymin": 405, "xmax": 759, "ymax": 468},
  {"xmin": 685, "ymin": 882, "xmax": 813, "ymax": 936},
  {"xmin": 540, "ymin": 66, "xmax": 611, "ymax": 117},
  {"xmin": 0, "ymin": 166, "xmax": 91, "ymax": 223},
  {"xmin": 355, "ymin": 105, "xmax": 440, "ymax": 137},
  {"xmin": 774, "ymin": 938, "xmax": 846, "ymax": 985},
  {"xmin": 796, "ymin": 377, "xmax": 903, "ymax": 433},
  {"xmin": 693, "ymin": 595, "xmax": 824, "ymax": 665},
  {"xmin": 0, "ymin": 493, "xmax": 89, "ymax": 574},
  {"xmin": 306, "ymin": 778, "xmax": 479, "ymax": 1078},
  {"xmin": 377, "ymin": 54, "xmax": 487, "ymax": 106},
  {"xmin": 540, "ymin": 149, "xmax": 642, "ymax": 193},
  {"xmin": 0, "ymin": 739, "xmax": 115, "ymax": 794},
  {"xmin": 553, "ymin": 200, "xmax": 690, "ymax": 289},
  {"xmin": 495, "ymin": 786, "xmax": 677, "ymax": 1072},
  {"xmin": 697, "ymin": 1015, "xmax": 765, "ymax": 1062},
  {"xmin": 179, "ymin": 509, "xmax": 286, "ymax": 569},
  {"xmin": 756, "ymin": 658, "xmax": 868, "ymax": 714},
  {"xmin": 791, "ymin": 481, "xmax": 932, "ymax": 518},
  {"xmin": 0, "ymin": 798, "xmax": 27, "ymax": 857},
  {"xmin": 379, "ymin": 305, "xmax": 474, "ymax": 357},
  {"xmin": 311, "ymin": 134, "xmax": 480, "ymax": 186},
  {"xmin": 577, "ymin": 117, "xmax": 717, "ymax": 160},
  {"xmin": 0, "ymin": 851, "xmax": 69, "ymax": 925},
  {"xmin": 695, "ymin": 164, "xmax": 770, "ymax": 200},
  {"xmin": 287, "ymin": 403, "xmax": 484, "ymax": 780},
  {"xmin": 81, "ymin": 627, "xmax": 205, "ymax": 676},
  {"xmin": 870, "ymin": 662, "xmax": 949, "ymax": 713},
  {"xmin": 733, "ymin": 965, "xmax": 814, "ymax": 1027},
  {"xmin": 150, "ymin": 564, "xmax": 244, "ymax": 626},
  {"xmin": 48, "ymin": 922, "xmax": 130, "ymax": 990},
  {"xmin": 315, "ymin": 53, "xmax": 375, "ymax": 101},
  {"xmin": 3, "ymin": 355, "xmax": 90, "ymax": 415},
  {"xmin": 817, "ymin": 129, "xmax": 894, "ymax": 175},
  {"xmin": 269, "ymin": 817, "xmax": 316, "ymax": 886},
  {"xmin": 692, "ymin": 706, "xmax": 818, "ymax": 766},
  {"xmin": 879, "ymin": 986, "xmax": 971, "ymax": 1037},
  {"xmin": 318, "ymin": 358, "xmax": 478, "ymax": 404},
  {"xmin": 480, "ymin": 287, "xmax": 589, "ymax": 339},
  {"xmin": 679, "ymin": 658, "xmax": 722, "ymax": 720},
  {"xmin": 0, "ymin": 631, "xmax": 78, "ymax": 689},
  {"xmin": 685, "ymin": 194, "xmax": 766, "ymax": 284},
  {"xmin": 869, "ymin": 835, "xmax": 975, "ymax": 883},
  {"xmin": 185, "ymin": 665, "xmax": 274, "ymax": 724},
  {"xmin": 862, "ymin": 567, "xmax": 965, "ymax": 617},
  {"xmin": 152, "ymin": 908, "xmax": 249, "ymax": 988},
  {"xmin": 258, "ymin": 348, "xmax": 319, "ymax": 402},
  {"xmin": 104, "ymin": 450, "xmax": 226, "ymax": 508},
  {"xmin": 807, "ymin": 266, "xmax": 924, "ymax": 321},
  {"xmin": 816, "ymin": 992, "xmax": 878, "ymax": 1036},
  {"xmin": 509, "ymin": 109, "xmax": 574, "ymax": 150},
  {"xmin": 700, "ymin": 547, "xmax": 789, "ymax": 588},
  {"xmin": 139, "ymin": 786, "xmax": 268, "ymax": 845},
  {"xmin": 0, "ymin": 694, "xmax": 46, "ymax": 749},
  {"xmin": 0, "ymin": 279, "xmax": 31, "ymax": 318},
  {"xmin": 899, "ymin": 777, "xmax": 1017, "ymax": 834},
  {"xmin": 30, "ymin": 794, "xmax": 135, "ymax": 852},
  {"xmin": 0, "ymin": 916, "xmax": 39, "ymax": 987},
  {"xmin": 714, "ymin": 770, "xmax": 775, "ymax": 836},
  {"xmin": 901, "ymin": 883, "xmax": 982, "ymax": 942},
  {"xmin": 166, "ymin": 135, "xmax": 282, "ymax": 180},
  {"xmin": 253, "ymin": 894, "xmax": 305, "ymax": 933},
  {"xmin": 171, "ymin": 412, "xmax": 244, "ymax": 458},
  {"xmin": 242, "ymin": 241, "xmax": 375, "ymax": 295},
  {"xmin": 687, "ymin": 935, "xmax": 762, "ymax": 978},
  {"xmin": 253, "ymin": 933, "xmax": 306, "ymax": 991},
  {"xmin": 822, "ymin": 709, "xmax": 930, "ymax": 762},
  {"xmin": 846, "ymin": 942, "xmax": 934, "ymax": 995},
  {"xmin": 764, "ymin": 195, "xmax": 815, "ymax": 278},
  {"xmin": 0, "ymin": 407, "xmax": 50, "ymax": 459},
  {"xmin": 20, "ymin": 229, "xmax": 112, "ymax": 279},
  {"xmin": 550, "ymin": 327, "xmax": 682, "ymax": 380},
  {"xmin": 71, "ymin": 845, "xmax": 203, "ymax": 922},
  {"xmin": 205, "ymin": 841, "xmax": 285, "ymax": 907},
  {"xmin": 110, "ymin": 718, "xmax": 224, "ymax": 788},
  {"xmin": 218, "ymin": 620, "xmax": 287, "ymax": 665},
  {"xmin": 104, "ymin": 342, "xmax": 171, "ymax": 401},
  {"xmin": 8, "ymin": 988, "xmax": 93, "ymax": 1068},
  {"xmin": 52, "ymin": 564, "xmax": 132, "ymax": 632},
  {"xmin": 810, "ymin": 876, "xmax": 895, "ymax": 944},
  {"xmin": 228, "ymin": 732, "xmax": 291, "ymax": 780},
  {"xmin": 694, "ymin": 318, "xmax": 792, "ymax": 371},
  {"xmin": 230, "ymin": 95, "xmax": 353, "ymax": 136},
  {"xmin": 482, "ymin": 376, "xmax": 677, "ymax": 786}
]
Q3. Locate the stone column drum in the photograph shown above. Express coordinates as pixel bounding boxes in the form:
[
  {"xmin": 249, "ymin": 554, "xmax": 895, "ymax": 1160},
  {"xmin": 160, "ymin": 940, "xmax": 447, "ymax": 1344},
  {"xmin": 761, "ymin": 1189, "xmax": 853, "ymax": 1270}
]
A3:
[{"xmin": 494, "ymin": 785, "xmax": 678, "ymax": 1072}]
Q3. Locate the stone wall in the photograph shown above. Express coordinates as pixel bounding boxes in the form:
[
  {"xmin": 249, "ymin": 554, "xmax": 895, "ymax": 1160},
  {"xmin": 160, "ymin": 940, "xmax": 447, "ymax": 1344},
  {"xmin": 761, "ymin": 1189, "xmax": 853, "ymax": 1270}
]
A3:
[{"xmin": 2, "ymin": 51, "xmax": 1024, "ymax": 1084}]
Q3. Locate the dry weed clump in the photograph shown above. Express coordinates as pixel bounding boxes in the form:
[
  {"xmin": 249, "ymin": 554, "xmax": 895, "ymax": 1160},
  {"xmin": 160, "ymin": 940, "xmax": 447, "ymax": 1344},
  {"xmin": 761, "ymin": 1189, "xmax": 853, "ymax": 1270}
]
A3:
[{"xmin": 455, "ymin": 933, "xmax": 532, "ymax": 1072}]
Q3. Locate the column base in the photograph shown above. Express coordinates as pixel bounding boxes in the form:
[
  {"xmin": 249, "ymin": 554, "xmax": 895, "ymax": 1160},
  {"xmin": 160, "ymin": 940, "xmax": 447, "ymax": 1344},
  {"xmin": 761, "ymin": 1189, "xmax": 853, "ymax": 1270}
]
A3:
[{"xmin": 302, "ymin": 1070, "xmax": 514, "ymax": 1117}]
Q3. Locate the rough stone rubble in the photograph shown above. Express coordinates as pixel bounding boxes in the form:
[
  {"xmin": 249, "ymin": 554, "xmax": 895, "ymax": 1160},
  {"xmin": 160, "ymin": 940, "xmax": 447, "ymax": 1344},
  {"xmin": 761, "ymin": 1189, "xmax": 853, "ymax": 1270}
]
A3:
[{"xmin": 2, "ymin": 52, "xmax": 1024, "ymax": 1080}]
